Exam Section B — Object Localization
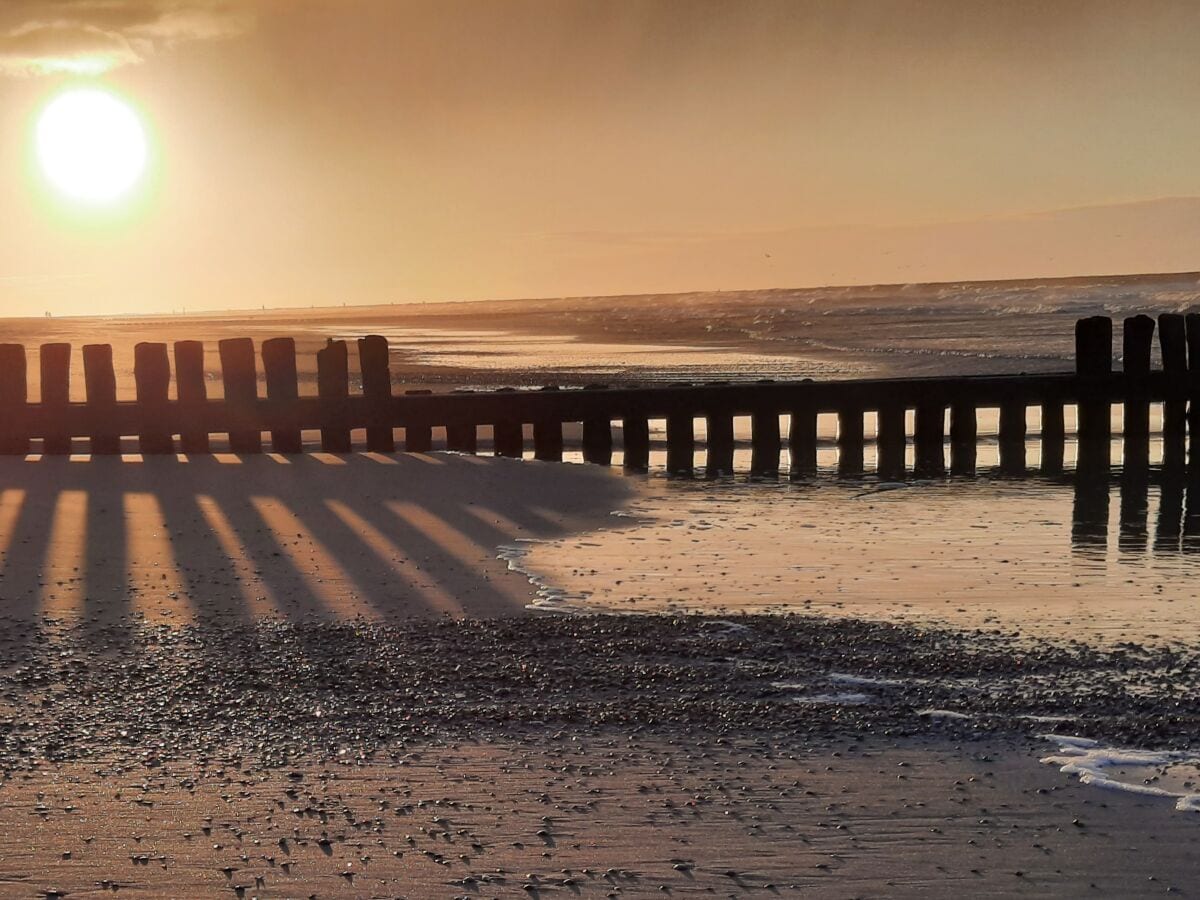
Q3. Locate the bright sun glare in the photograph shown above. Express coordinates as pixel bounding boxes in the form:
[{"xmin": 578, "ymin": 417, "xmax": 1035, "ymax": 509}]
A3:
[{"xmin": 36, "ymin": 87, "xmax": 148, "ymax": 205}]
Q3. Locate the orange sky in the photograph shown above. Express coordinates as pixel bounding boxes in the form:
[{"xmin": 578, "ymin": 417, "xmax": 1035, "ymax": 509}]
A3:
[{"xmin": 2, "ymin": 0, "xmax": 1200, "ymax": 317}]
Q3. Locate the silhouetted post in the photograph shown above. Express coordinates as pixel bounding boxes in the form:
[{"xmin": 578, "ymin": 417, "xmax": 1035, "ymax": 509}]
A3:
[
  {"xmin": 788, "ymin": 404, "xmax": 818, "ymax": 478},
  {"xmin": 133, "ymin": 342, "xmax": 172, "ymax": 454},
  {"xmin": 0, "ymin": 345, "xmax": 29, "ymax": 455},
  {"xmin": 666, "ymin": 410, "xmax": 694, "ymax": 476},
  {"xmin": 705, "ymin": 411, "xmax": 734, "ymax": 476},
  {"xmin": 533, "ymin": 387, "xmax": 564, "ymax": 462},
  {"xmin": 174, "ymin": 341, "xmax": 210, "ymax": 454},
  {"xmin": 1075, "ymin": 316, "xmax": 1112, "ymax": 471},
  {"xmin": 876, "ymin": 403, "xmax": 906, "ymax": 480},
  {"xmin": 949, "ymin": 401, "xmax": 976, "ymax": 475},
  {"xmin": 914, "ymin": 402, "xmax": 945, "ymax": 477},
  {"xmin": 1122, "ymin": 314, "xmax": 1154, "ymax": 443},
  {"xmin": 492, "ymin": 389, "xmax": 522, "ymax": 458},
  {"xmin": 40, "ymin": 343, "xmax": 71, "ymax": 455},
  {"xmin": 316, "ymin": 339, "xmax": 352, "ymax": 453},
  {"xmin": 82, "ymin": 344, "xmax": 119, "ymax": 455},
  {"xmin": 837, "ymin": 405, "xmax": 864, "ymax": 476},
  {"xmin": 404, "ymin": 389, "xmax": 434, "ymax": 452},
  {"xmin": 1186, "ymin": 313, "xmax": 1200, "ymax": 466},
  {"xmin": 622, "ymin": 415, "xmax": 650, "ymax": 471},
  {"xmin": 218, "ymin": 338, "xmax": 262, "ymax": 454},
  {"xmin": 581, "ymin": 390, "xmax": 612, "ymax": 465},
  {"xmin": 750, "ymin": 409, "xmax": 781, "ymax": 477},
  {"xmin": 1040, "ymin": 400, "xmax": 1065, "ymax": 475},
  {"xmin": 358, "ymin": 335, "xmax": 394, "ymax": 453},
  {"xmin": 446, "ymin": 391, "xmax": 478, "ymax": 454},
  {"xmin": 262, "ymin": 338, "xmax": 303, "ymax": 454},
  {"xmin": 998, "ymin": 402, "xmax": 1026, "ymax": 474},
  {"xmin": 1159, "ymin": 313, "xmax": 1187, "ymax": 446}
]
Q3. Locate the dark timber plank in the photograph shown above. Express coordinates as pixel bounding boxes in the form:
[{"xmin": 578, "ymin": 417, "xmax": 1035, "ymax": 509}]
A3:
[
  {"xmin": 174, "ymin": 340, "xmax": 210, "ymax": 454},
  {"xmin": 218, "ymin": 338, "xmax": 262, "ymax": 454},
  {"xmin": 133, "ymin": 342, "xmax": 172, "ymax": 454},
  {"xmin": 82, "ymin": 344, "xmax": 119, "ymax": 455},
  {"xmin": 358, "ymin": 335, "xmax": 395, "ymax": 453},
  {"xmin": 0, "ymin": 345, "xmax": 28, "ymax": 455},
  {"xmin": 262, "ymin": 338, "xmax": 302, "ymax": 454}
]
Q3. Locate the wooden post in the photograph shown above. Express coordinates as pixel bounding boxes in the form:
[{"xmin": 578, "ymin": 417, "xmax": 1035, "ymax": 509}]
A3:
[
  {"xmin": 1040, "ymin": 401, "xmax": 1065, "ymax": 474},
  {"xmin": 622, "ymin": 415, "xmax": 650, "ymax": 471},
  {"xmin": 949, "ymin": 401, "xmax": 976, "ymax": 475},
  {"xmin": 998, "ymin": 402, "xmax": 1026, "ymax": 474},
  {"xmin": 0, "ymin": 345, "xmax": 28, "ymax": 455},
  {"xmin": 705, "ymin": 412, "xmax": 735, "ymax": 476},
  {"xmin": 82, "ymin": 344, "xmax": 119, "ymax": 455},
  {"xmin": 445, "ymin": 391, "xmax": 477, "ymax": 454},
  {"xmin": 533, "ymin": 387, "xmax": 564, "ymax": 462},
  {"xmin": 492, "ymin": 389, "xmax": 521, "ymax": 458},
  {"xmin": 133, "ymin": 342, "xmax": 172, "ymax": 454},
  {"xmin": 218, "ymin": 338, "xmax": 262, "ymax": 454},
  {"xmin": 1075, "ymin": 316, "xmax": 1112, "ymax": 445},
  {"xmin": 1188, "ymin": 313, "xmax": 1200, "ymax": 466},
  {"xmin": 358, "ymin": 335, "xmax": 394, "ymax": 453},
  {"xmin": 788, "ymin": 405, "xmax": 818, "ymax": 478},
  {"xmin": 581, "ymin": 389, "xmax": 612, "ymax": 466},
  {"xmin": 875, "ymin": 404, "xmax": 906, "ymax": 480},
  {"xmin": 316, "ymin": 340, "xmax": 352, "ymax": 453},
  {"xmin": 837, "ymin": 406, "xmax": 864, "ymax": 475},
  {"xmin": 1122, "ymin": 314, "xmax": 1154, "ymax": 441},
  {"xmin": 666, "ymin": 411, "xmax": 694, "ymax": 475},
  {"xmin": 40, "ymin": 343, "xmax": 72, "ymax": 455},
  {"xmin": 1159, "ymin": 313, "xmax": 1187, "ymax": 441},
  {"xmin": 262, "ymin": 338, "xmax": 303, "ymax": 454},
  {"xmin": 913, "ymin": 402, "xmax": 945, "ymax": 477},
  {"xmin": 405, "ymin": 389, "xmax": 434, "ymax": 452},
  {"xmin": 750, "ymin": 409, "xmax": 781, "ymax": 477},
  {"xmin": 174, "ymin": 341, "xmax": 210, "ymax": 454}
]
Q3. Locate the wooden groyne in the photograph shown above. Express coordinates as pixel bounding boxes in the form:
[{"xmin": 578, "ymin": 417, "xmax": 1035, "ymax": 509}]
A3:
[{"xmin": 0, "ymin": 313, "xmax": 1191, "ymax": 476}]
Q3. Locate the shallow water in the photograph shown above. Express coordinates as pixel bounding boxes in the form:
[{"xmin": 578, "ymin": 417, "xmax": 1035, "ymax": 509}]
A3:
[{"xmin": 512, "ymin": 442, "xmax": 1200, "ymax": 646}]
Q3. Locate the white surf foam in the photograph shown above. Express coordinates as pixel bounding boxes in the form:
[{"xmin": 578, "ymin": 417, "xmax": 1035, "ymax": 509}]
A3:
[{"xmin": 1040, "ymin": 734, "xmax": 1200, "ymax": 813}]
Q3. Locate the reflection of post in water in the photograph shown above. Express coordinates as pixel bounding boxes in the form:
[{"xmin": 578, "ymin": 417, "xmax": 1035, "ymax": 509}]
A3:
[
  {"xmin": 1154, "ymin": 454, "xmax": 1186, "ymax": 553},
  {"xmin": 1117, "ymin": 438, "xmax": 1149, "ymax": 555},
  {"xmin": 1071, "ymin": 460, "xmax": 1110, "ymax": 554},
  {"xmin": 1183, "ymin": 469, "xmax": 1200, "ymax": 555}
]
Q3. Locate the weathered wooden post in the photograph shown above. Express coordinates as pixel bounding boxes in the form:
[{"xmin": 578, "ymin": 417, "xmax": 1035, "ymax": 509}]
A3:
[
  {"xmin": 622, "ymin": 415, "xmax": 650, "ymax": 471},
  {"xmin": 1075, "ymin": 316, "xmax": 1112, "ymax": 471},
  {"xmin": 875, "ymin": 403, "xmax": 906, "ymax": 480},
  {"xmin": 998, "ymin": 401, "xmax": 1026, "ymax": 474},
  {"xmin": 133, "ymin": 342, "xmax": 172, "ymax": 454},
  {"xmin": 40, "ymin": 343, "xmax": 72, "ymax": 455},
  {"xmin": 837, "ymin": 405, "xmax": 864, "ymax": 476},
  {"xmin": 1159, "ymin": 313, "xmax": 1187, "ymax": 441},
  {"xmin": 788, "ymin": 404, "xmax": 818, "ymax": 478},
  {"xmin": 174, "ymin": 341, "xmax": 210, "ymax": 454},
  {"xmin": 533, "ymin": 387, "xmax": 564, "ymax": 462},
  {"xmin": 316, "ymin": 339, "xmax": 352, "ymax": 453},
  {"xmin": 0, "ymin": 345, "xmax": 28, "ymax": 455},
  {"xmin": 949, "ymin": 401, "xmax": 976, "ymax": 475},
  {"xmin": 750, "ymin": 408, "xmax": 782, "ymax": 477},
  {"xmin": 914, "ymin": 402, "xmax": 945, "ymax": 477},
  {"xmin": 1187, "ymin": 313, "xmax": 1200, "ymax": 466},
  {"xmin": 1121, "ymin": 314, "xmax": 1154, "ymax": 444},
  {"xmin": 261, "ymin": 338, "xmax": 303, "ymax": 454},
  {"xmin": 705, "ymin": 409, "xmax": 735, "ymax": 476},
  {"xmin": 82, "ymin": 344, "xmax": 119, "ymax": 455},
  {"xmin": 492, "ymin": 389, "xmax": 522, "ymax": 458},
  {"xmin": 218, "ymin": 338, "xmax": 262, "ymax": 454},
  {"xmin": 445, "ymin": 391, "xmax": 478, "ymax": 454},
  {"xmin": 666, "ymin": 412, "xmax": 694, "ymax": 476},
  {"xmin": 404, "ymin": 389, "xmax": 434, "ymax": 452},
  {"xmin": 358, "ymin": 335, "xmax": 394, "ymax": 453},
  {"xmin": 581, "ymin": 387, "xmax": 612, "ymax": 465}
]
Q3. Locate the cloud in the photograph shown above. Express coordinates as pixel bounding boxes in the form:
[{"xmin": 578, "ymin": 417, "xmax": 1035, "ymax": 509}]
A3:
[{"xmin": 0, "ymin": 1, "xmax": 256, "ymax": 75}]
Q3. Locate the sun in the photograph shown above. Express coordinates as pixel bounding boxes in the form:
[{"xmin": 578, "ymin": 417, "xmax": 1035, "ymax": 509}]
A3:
[{"xmin": 35, "ymin": 87, "xmax": 149, "ymax": 205}]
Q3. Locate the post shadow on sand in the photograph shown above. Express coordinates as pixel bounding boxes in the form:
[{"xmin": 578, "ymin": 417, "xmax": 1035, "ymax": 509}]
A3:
[{"xmin": 0, "ymin": 451, "xmax": 634, "ymax": 666}]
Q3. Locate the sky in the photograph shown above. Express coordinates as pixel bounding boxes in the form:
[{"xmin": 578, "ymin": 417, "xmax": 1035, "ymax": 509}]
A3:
[{"xmin": 3, "ymin": 0, "xmax": 1200, "ymax": 317}]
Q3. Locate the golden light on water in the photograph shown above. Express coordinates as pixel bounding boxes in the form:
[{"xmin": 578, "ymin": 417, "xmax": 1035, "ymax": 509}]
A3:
[{"xmin": 35, "ymin": 87, "xmax": 149, "ymax": 205}]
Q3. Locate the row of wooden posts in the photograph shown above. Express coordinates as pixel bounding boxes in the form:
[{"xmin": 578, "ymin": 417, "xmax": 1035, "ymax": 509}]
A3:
[{"xmin": 0, "ymin": 313, "xmax": 1190, "ymax": 476}]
